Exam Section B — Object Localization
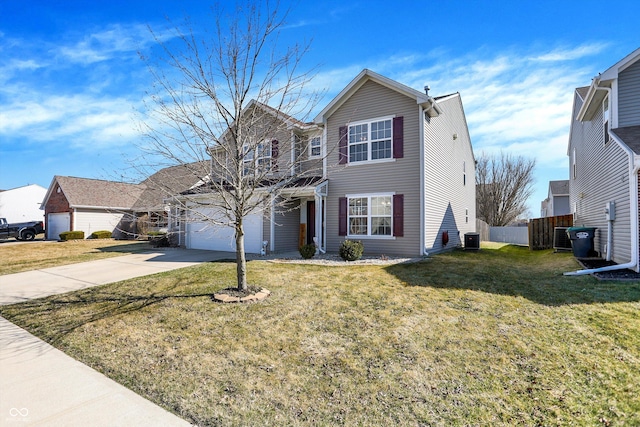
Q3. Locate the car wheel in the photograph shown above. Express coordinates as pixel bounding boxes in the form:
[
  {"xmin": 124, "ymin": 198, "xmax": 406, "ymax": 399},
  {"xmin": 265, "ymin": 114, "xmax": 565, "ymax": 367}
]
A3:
[{"xmin": 21, "ymin": 230, "xmax": 36, "ymax": 241}]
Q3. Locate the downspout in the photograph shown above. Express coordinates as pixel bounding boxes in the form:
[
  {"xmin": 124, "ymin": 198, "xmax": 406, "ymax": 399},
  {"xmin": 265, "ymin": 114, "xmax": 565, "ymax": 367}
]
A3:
[
  {"xmin": 565, "ymin": 86, "xmax": 639, "ymax": 275},
  {"xmin": 419, "ymin": 104, "xmax": 427, "ymax": 256}
]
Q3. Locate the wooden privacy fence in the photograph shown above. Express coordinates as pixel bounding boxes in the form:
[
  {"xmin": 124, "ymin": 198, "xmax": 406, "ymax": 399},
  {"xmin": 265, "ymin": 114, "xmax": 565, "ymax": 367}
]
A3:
[{"xmin": 528, "ymin": 214, "xmax": 574, "ymax": 250}]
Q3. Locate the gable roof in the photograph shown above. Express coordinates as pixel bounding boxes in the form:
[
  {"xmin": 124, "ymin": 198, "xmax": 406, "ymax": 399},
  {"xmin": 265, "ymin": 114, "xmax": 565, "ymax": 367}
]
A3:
[
  {"xmin": 314, "ymin": 69, "xmax": 442, "ymax": 123},
  {"xmin": 611, "ymin": 125, "xmax": 640, "ymax": 155},
  {"xmin": 209, "ymin": 99, "xmax": 318, "ymax": 154},
  {"xmin": 44, "ymin": 176, "xmax": 144, "ymax": 210},
  {"xmin": 577, "ymin": 48, "xmax": 640, "ymax": 121},
  {"xmin": 549, "ymin": 180, "xmax": 569, "ymax": 196},
  {"xmin": 132, "ymin": 162, "xmax": 210, "ymax": 211}
]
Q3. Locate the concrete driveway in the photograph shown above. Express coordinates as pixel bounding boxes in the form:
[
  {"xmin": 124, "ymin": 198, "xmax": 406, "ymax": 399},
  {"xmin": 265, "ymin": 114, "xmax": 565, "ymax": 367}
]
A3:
[
  {"xmin": 0, "ymin": 248, "xmax": 228, "ymax": 305},
  {"xmin": 0, "ymin": 248, "xmax": 229, "ymax": 426}
]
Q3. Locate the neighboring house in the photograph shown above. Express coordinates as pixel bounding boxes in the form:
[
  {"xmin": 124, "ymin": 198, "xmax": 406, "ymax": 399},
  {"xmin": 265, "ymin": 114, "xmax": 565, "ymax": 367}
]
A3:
[
  {"xmin": 0, "ymin": 184, "xmax": 46, "ymax": 223},
  {"xmin": 42, "ymin": 176, "xmax": 144, "ymax": 240},
  {"xmin": 541, "ymin": 180, "xmax": 570, "ymax": 217},
  {"xmin": 181, "ymin": 70, "xmax": 476, "ymax": 256},
  {"xmin": 567, "ymin": 47, "xmax": 640, "ymax": 270}
]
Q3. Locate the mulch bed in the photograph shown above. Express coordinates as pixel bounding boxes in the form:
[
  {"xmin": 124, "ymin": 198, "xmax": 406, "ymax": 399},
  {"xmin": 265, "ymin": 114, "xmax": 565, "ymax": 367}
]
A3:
[{"xmin": 577, "ymin": 258, "xmax": 640, "ymax": 280}]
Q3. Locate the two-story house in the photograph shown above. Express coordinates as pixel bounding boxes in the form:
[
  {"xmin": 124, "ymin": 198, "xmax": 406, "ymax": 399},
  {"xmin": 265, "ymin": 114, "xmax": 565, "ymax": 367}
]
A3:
[
  {"xmin": 541, "ymin": 180, "xmax": 570, "ymax": 217},
  {"xmin": 567, "ymin": 47, "xmax": 640, "ymax": 273},
  {"xmin": 179, "ymin": 69, "xmax": 476, "ymax": 256}
]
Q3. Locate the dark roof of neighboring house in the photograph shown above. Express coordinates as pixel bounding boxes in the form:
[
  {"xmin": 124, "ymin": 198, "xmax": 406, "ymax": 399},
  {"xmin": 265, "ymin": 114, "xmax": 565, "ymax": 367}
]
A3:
[
  {"xmin": 549, "ymin": 180, "xmax": 569, "ymax": 195},
  {"xmin": 611, "ymin": 126, "xmax": 640, "ymax": 155},
  {"xmin": 52, "ymin": 176, "xmax": 144, "ymax": 210},
  {"xmin": 576, "ymin": 86, "xmax": 590, "ymax": 100},
  {"xmin": 132, "ymin": 162, "xmax": 209, "ymax": 211}
]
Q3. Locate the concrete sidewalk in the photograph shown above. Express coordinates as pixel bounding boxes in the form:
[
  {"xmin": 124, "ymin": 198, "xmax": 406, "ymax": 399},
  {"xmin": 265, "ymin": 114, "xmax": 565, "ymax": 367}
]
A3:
[{"xmin": 0, "ymin": 248, "xmax": 227, "ymax": 426}]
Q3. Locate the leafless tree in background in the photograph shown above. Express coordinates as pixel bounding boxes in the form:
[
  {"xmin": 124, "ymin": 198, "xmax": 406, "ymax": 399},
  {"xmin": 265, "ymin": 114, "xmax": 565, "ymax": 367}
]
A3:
[
  {"xmin": 475, "ymin": 151, "xmax": 536, "ymax": 226},
  {"xmin": 134, "ymin": 1, "xmax": 323, "ymax": 291}
]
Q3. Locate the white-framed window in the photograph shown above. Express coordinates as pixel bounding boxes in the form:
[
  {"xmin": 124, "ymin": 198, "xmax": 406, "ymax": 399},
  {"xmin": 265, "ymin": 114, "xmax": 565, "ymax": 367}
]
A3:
[
  {"xmin": 309, "ymin": 135, "xmax": 322, "ymax": 158},
  {"xmin": 572, "ymin": 148, "xmax": 577, "ymax": 179},
  {"xmin": 347, "ymin": 194, "xmax": 393, "ymax": 237},
  {"xmin": 243, "ymin": 140, "xmax": 272, "ymax": 175},
  {"xmin": 348, "ymin": 117, "xmax": 393, "ymax": 163},
  {"xmin": 603, "ymin": 96, "xmax": 610, "ymax": 145}
]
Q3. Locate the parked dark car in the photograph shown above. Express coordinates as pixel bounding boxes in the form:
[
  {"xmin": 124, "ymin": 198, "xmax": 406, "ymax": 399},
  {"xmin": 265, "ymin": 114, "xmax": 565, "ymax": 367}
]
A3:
[{"xmin": 0, "ymin": 218, "xmax": 45, "ymax": 241}]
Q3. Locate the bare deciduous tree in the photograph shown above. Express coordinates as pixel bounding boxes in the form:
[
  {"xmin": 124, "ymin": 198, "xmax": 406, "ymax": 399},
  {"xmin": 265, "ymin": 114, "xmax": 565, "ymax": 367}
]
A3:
[
  {"xmin": 475, "ymin": 151, "xmax": 536, "ymax": 226},
  {"xmin": 135, "ymin": 1, "xmax": 323, "ymax": 291}
]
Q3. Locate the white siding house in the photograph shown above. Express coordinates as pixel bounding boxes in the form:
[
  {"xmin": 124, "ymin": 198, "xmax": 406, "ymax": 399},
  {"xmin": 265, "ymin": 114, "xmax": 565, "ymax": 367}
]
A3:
[
  {"xmin": 0, "ymin": 184, "xmax": 46, "ymax": 223},
  {"xmin": 567, "ymin": 48, "xmax": 640, "ymax": 272}
]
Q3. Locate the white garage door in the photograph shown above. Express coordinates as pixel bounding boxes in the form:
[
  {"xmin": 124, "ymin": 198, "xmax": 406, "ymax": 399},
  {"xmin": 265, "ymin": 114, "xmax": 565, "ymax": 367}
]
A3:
[
  {"xmin": 47, "ymin": 213, "xmax": 70, "ymax": 240},
  {"xmin": 186, "ymin": 208, "xmax": 263, "ymax": 254}
]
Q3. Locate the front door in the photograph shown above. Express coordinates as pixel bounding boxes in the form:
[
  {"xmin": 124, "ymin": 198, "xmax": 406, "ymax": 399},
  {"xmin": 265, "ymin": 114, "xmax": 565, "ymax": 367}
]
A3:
[{"xmin": 306, "ymin": 201, "xmax": 316, "ymax": 245}]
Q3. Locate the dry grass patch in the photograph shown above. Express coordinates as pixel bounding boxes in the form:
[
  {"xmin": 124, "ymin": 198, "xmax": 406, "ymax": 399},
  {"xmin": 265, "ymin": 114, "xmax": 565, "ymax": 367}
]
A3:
[
  {"xmin": 1, "ymin": 245, "xmax": 639, "ymax": 426},
  {"xmin": 0, "ymin": 239, "xmax": 151, "ymax": 274}
]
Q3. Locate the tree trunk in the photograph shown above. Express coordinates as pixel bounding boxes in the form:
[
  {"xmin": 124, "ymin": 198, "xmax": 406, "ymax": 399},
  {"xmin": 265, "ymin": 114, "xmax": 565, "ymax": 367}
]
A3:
[{"xmin": 235, "ymin": 221, "xmax": 247, "ymax": 291}]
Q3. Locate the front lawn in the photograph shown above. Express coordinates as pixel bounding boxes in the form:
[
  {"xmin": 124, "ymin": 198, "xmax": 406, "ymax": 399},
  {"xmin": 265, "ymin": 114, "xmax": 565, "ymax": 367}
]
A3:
[
  {"xmin": 1, "ymin": 245, "xmax": 639, "ymax": 426},
  {"xmin": 0, "ymin": 239, "xmax": 151, "ymax": 275}
]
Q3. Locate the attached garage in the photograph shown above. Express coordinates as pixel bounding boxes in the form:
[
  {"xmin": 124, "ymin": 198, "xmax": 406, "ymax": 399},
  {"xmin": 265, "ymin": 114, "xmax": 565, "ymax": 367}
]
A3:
[
  {"xmin": 186, "ymin": 207, "xmax": 264, "ymax": 254},
  {"xmin": 47, "ymin": 212, "xmax": 70, "ymax": 240},
  {"xmin": 75, "ymin": 209, "xmax": 126, "ymax": 237}
]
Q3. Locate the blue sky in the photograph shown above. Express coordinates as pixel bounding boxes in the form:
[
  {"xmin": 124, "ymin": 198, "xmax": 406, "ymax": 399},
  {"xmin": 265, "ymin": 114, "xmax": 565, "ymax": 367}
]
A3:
[{"xmin": 1, "ymin": 0, "xmax": 638, "ymax": 216}]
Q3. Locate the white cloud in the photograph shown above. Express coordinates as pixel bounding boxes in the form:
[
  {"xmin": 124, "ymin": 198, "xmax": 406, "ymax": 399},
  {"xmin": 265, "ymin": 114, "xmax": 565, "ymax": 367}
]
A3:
[
  {"xmin": 57, "ymin": 23, "xmax": 165, "ymax": 65},
  {"xmin": 0, "ymin": 93, "xmax": 139, "ymax": 149}
]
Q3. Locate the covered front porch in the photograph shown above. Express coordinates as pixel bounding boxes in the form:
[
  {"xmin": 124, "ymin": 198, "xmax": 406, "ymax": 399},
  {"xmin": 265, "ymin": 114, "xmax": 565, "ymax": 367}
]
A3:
[{"xmin": 268, "ymin": 179, "xmax": 327, "ymax": 254}]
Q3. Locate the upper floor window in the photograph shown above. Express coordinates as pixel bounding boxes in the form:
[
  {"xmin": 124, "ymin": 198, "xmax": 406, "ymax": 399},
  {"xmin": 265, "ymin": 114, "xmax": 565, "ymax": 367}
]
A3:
[
  {"xmin": 603, "ymin": 96, "xmax": 610, "ymax": 144},
  {"xmin": 348, "ymin": 117, "xmax": 393, "ymax": 163},
  {"xmin": 243, "ymin": 140, "xmax": 274, "ymax": 175},
  {"xmin": 309, "ymin": 135, "xmax": 322, "ymax": 158},
  {"xmin": 338, "ymin": 116, "xmax": 403, "ymax": 165}
]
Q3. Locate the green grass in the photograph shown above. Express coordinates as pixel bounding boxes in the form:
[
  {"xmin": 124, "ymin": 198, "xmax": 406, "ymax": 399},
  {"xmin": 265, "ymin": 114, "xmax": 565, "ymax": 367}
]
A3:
[
  {"xmin": 1, "ymin": 244, "xmax": 639, "ymax": 426},
  {"xmin": 0, "ymin": 239, "xmax": 151, "ymax": 274}
]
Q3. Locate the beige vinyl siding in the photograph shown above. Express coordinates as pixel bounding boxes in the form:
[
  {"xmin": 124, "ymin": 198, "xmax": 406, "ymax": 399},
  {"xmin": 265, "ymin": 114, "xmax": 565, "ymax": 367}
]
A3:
[
  {"xmin": 271, "ymin": 198, "xmax": 301, "ymax": 252},
  {"xmin": 423, "ymin": 95, "xmax": 476, "ymax": 252},
  {"xmin": 618, "ymin": 59, "xmax": 640, "ymax": 127},
  {"xmin": 74, "ymin": 208, "xmax": 128, "ymax": 238},
  {"xmin": 569, "ymin": 94, "xmax": 632, "ymax": 264},
  {"xmin": 295, "ymin": 133, "xmax": 324, "ymax": 177},
  {"xmin": 324, "ymin": 80, "xmax": 422, "ymax": 256}
]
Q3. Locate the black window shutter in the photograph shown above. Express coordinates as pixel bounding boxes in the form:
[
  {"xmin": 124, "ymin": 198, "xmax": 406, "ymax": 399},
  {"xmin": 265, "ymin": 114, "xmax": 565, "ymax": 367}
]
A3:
[
  {"xmin": 338, "ymin": 126, "xmax": 348, "ymax": 164},
  {"xmin": 271, "ymin": 139, "xmax": 279, "ymax": 171},
  {"xmin": 393, "ymin": 194, "xmax": 404, "ymax": 237},
  {"xmin": 393, "ymin": 116, "xmax": 403, "ymax": 159},
  {"xmin": 339, "ymin": 197, "xmax": 347, "ymax": 236}
]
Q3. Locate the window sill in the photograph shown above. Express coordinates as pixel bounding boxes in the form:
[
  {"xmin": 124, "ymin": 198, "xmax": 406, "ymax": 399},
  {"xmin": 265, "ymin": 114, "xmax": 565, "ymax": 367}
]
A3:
[
  {"xmin": 347, "ymin": 158, "xmax": 396, "ymax": 167},
  {"xmin": 346, "ymin": 235, "xmax": 396, "ymax": 240}
]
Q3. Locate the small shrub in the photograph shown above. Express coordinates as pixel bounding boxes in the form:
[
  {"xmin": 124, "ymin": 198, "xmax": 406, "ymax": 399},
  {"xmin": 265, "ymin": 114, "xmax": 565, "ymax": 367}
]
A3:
[
  {"xmin": 339, "ymin": 240, "xmax": 364, "ymax": 261},
  {"xmin": 299, "ymin": 243, "xmax": 316, "ymax": 259},
  {"xmin": 150, "ymin": 234, "xmax": 171, "ymax": 247},
  {"xmin": 59, "ymin": 231, "xmax": 85, "ymax": 241},
  {"xmin": 89, "ymin": 230, "xmax": 113, "ymax": 239}
]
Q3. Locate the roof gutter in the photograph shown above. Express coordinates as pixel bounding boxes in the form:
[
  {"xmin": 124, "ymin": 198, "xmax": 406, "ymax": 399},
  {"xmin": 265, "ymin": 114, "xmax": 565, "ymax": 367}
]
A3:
[{"xmin": 575, "ymin": 76, "xmax": 600, "ymax": 122}]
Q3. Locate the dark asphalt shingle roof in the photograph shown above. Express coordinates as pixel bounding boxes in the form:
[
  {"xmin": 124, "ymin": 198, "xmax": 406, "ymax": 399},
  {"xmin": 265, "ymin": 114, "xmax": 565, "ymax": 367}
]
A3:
[
  {"xmin": 54, "ymin": 176, "xmax": 144, "ymax": 209},
  {"xmin": 132, "ymin": 162, "xmax": 209, "ymax": 211},
  {"xmin": 611, "ymin": 126, "xmax": 640, "ymax": 155}
]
